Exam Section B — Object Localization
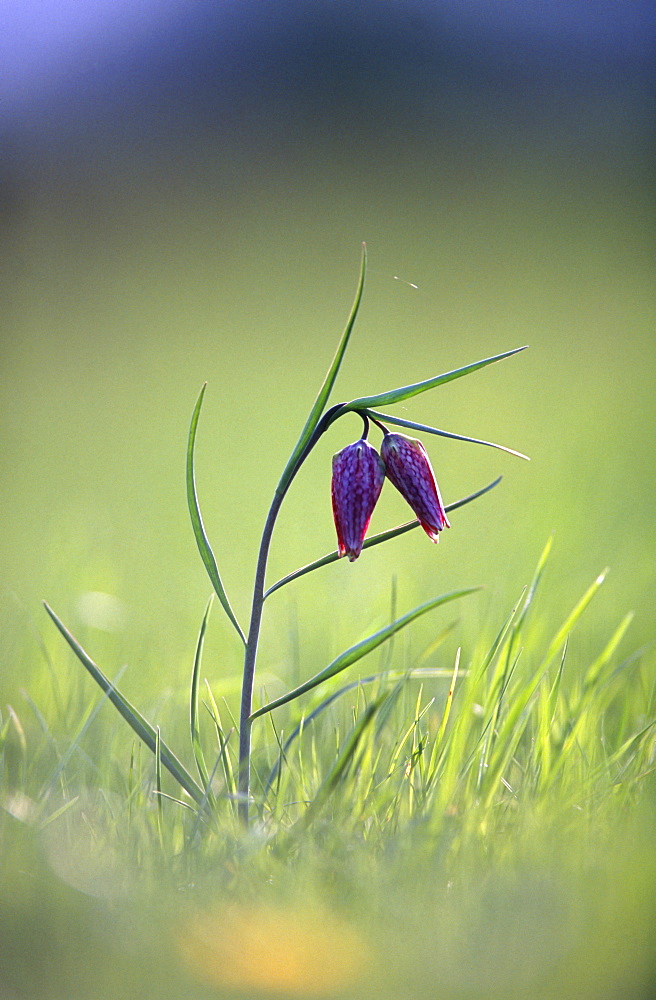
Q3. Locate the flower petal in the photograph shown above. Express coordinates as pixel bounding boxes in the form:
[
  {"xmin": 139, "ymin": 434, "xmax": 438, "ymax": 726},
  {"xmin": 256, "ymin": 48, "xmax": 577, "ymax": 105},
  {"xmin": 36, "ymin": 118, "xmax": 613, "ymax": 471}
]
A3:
[
  {"xmin": 380, "ymin": 433, "xmax": 450, "ymax": 542},
  {"xmin": 332, "ymin": 439, "xmax": 386, "ymax": 560}
]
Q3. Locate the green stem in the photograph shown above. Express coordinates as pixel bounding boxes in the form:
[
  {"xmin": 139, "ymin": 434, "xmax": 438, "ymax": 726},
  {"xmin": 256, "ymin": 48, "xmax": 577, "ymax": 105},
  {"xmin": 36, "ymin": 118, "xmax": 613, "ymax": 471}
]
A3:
[
  {"xmin": 237, "ymin": 409, "xmax": 346, "ymax": 824},
  {"xmin": 238, "ymin": 494, "xmax": 284, "ymax": 824}
]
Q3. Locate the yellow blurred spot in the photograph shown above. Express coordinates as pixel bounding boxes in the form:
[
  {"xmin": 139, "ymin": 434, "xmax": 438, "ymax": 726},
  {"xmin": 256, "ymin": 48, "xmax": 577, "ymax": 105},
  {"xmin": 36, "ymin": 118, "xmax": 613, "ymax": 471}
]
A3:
[{"xmin": 177, "ymin": 902, "xmax": 371, "ymax": 996}]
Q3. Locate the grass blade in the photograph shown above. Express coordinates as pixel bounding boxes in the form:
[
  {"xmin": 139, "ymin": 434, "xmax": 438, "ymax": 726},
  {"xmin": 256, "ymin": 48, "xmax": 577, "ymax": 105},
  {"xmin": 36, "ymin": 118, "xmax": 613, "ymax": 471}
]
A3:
[
  {"xmin": 276, "ymin": 244, "xmax": 367, "ymax": 496},
  {"xmin": 38, "ymin": 796, "xmax": 80, "ymax": 830},
  {"xmin": 583, "ymin": 612, "xmax": 634, "ymax": 690},
  {"xmin": 43, "ymin": 602, "xmax": 205, "ymax": 805},
  {"xmin": 413, "ymin": 620, "xmax": 459, "ymax": 667},
  {"xmin": 190, "ymin": 595, "xmax": 216, "ymax": 806},
  {"xmin": 387, "ymin": 690, "xmax": 434, "ymax": 777},
  {"xmin": 289, "ymin": 692, "xmax": 386, "ymax": 833},
  {"xmin": 264, "ymin": 477, "xmax": 502, "ymax": 599},
  {"xmin": 203, "ymin": 683, "xmax": 237, "ymax": 800},
  {"xmin": 601, "ymin": 719, "xmax": 656, "ymax": 774},
  {"xmin": 544, "ymin": 613, "xmax": 635, "ymax": 789},
  {"xmin": 365, "ymin": 409, "xmax": 529, "ymax": 460},
  {"xmin": 428, "ymin": 646, "xmax": 461, "ymax": 777},
  {"xmin": 250, "ymin": 588, "xmax": 479, "ymax": 720},
  {"xmin": 481, "ymin": 569, "xmax": 608, "ymax": 807},
  {"xmin": 513, "ymin": 535, "xmax": 554, "ymax": 638},
  {"xmin": 542, "ymin": 568, "xmax": 608, "ymax": 670},
  {"xmin": 338, "ymin": 346, "xmax": 527, "ymax": 411},
  {"xmin": 187, "ymin": 383, "xmax": 246, "ymax": 644}
]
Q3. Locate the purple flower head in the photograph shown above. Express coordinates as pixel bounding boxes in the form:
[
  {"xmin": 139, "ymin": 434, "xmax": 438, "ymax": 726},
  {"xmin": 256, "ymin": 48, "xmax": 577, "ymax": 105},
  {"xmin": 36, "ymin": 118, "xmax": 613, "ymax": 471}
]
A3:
[
  {"xmin": 331, "ymin": 437, "xmax": 386, "ymax": 561},
  {"xmin": 380, "ymin": 432, "xmax": 450, "ymax": 542}
]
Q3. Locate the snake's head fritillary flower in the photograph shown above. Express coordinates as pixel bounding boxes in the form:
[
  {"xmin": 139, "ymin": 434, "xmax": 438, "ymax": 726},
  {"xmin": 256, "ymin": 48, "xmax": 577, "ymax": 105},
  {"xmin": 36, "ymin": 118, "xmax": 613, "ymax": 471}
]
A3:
[
  {"xmin": 380, "ymin": 432, "xmax": 450, "ymax": 542},
  {"xmin": 331, "ymin": 438, "xmax": 386, "ymax": 561}
]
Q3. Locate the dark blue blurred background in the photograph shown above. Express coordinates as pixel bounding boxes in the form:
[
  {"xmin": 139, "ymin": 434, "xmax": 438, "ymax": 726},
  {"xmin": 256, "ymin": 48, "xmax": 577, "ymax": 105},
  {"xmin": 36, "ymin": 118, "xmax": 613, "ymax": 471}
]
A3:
[{"xmin": 3, "ymin": 2, "xmax": 653, "ymax": 157}]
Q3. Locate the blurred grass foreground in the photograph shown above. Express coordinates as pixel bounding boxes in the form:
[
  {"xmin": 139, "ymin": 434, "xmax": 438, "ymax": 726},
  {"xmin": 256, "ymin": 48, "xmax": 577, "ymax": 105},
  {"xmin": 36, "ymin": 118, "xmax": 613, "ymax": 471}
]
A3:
[
  {"xmin": 2, "ymin": 2, "xmax": 656, "ymax": 999},
  {"xmin": 2, "ymin": 536, "xmax": 655, "ymax": 1000}
]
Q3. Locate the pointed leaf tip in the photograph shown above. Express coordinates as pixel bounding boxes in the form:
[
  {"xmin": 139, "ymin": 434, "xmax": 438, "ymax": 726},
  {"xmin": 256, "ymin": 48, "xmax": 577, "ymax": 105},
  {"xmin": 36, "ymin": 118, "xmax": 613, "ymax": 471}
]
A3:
[
  {"xmin": 275, "ymin": 245, "xmax": 367, "ymax": 496},
  {"xmin": 341, "ymin": 345, "xmax": 529, "ymax": 411},
  {"xmin": 186, "ymin": 385, "xmax": 246, "ymax": 645}
]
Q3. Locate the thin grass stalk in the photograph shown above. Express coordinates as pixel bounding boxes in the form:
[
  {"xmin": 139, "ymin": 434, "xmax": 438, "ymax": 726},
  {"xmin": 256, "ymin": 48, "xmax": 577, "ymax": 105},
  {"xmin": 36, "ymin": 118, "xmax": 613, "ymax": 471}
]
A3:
[
  {"xmin": 190, "ymin": 596, "xmax": 215, "ymax": 806},
  {"xmin": 426, "ymin": 647, "xmax": 461, "ymax": 789},
  {"xmin": 155, "ymin": 726, "xmax": 164, "ymax": 847},
  {"xmin": 203, "ymin": 683, "xmax": 237, "ymax": 800}
]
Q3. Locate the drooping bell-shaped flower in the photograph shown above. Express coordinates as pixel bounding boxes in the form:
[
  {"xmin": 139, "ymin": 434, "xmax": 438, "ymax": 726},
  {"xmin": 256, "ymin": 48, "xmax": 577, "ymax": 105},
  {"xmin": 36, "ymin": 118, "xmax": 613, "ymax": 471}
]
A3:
[
  {"xmin": 331, "ymin": 437, "xmax": 386, "ymax": 561},
  {"xmin": 380, "ymin": 432, "xmax": 450, "ymax": 542}
]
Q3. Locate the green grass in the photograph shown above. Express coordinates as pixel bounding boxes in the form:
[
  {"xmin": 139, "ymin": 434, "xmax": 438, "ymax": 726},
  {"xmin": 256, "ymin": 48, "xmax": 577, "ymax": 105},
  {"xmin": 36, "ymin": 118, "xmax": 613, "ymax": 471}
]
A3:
[{"xmin": 2, "ymin": 537, "xmax": 655, "ymax": 999}]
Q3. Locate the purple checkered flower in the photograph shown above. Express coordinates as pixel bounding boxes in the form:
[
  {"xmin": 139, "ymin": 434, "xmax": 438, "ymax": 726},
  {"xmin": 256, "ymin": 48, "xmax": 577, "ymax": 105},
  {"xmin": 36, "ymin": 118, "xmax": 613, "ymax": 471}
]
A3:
[
  {"xmin": 331, "ymin": 437, "xmax": 386, "ymax": 561},
  {"xmin": 380, "ymin": 432, "xmax": 450, "ymax": 542}
]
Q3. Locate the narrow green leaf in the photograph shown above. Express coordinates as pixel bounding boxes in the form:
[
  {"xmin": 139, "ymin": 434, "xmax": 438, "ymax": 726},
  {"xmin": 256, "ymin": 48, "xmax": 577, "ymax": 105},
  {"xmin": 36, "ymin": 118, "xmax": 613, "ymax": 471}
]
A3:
[
  {"xmin": 433, "ymin": 647, "xmax": 461, "ymax": 760},
  {"xmin": 542, "ymin": 568, "xmax": 608, "ymax": 670},
  {"xmin": 203, "ymin": 683, "xmax": 237, "ymax": 800},
  {"xmin": 600, "ymin": 719, "xmax": 656, "ymax": 773},
  {"xmin": 264, "ymin": 476, "xmax": 502, "ymax": 599},
  {"xmin": 545, "ymin": 612, "xmax": 633, "ymax": 788},
  {"xmin": 338, "ymin": 346, "xmax": 527, "ymax": 411},
  {"xmin": 365, "ymin": 409, "xmax": 529, "ymax": 460},
  {"xmin": 250, "ymin": 588, "xmax": 479, "ymax": 720},
  {"xmin": 5, "ymin": 706, "xmax": 26, "ymax": 758},
  {"xmin": 127, "ymin": 742, "xmax": 137, "ymax": 826},
  {"xmin": 547, "ymin": 636, "xmax": 569, "ymax": 726},
  {"xmin": 187, "ymin": 383, "xmax": 246, "ymax": 645},
  {"xmin": 583, "ymin": 611, "xmax": 634, "ymax": 690},
  {"xmin": 388, "ymin": 692, "xmax": 434, "ymax": 776},
  {"xmin": 413, "ymin": 620, "xmax": 459, "ymax": 667},
  {"xmin": 276, "ymin": 244, "xmax": 367, "ymax": 496},
  {"xmin": 0, "ymin": 715, "xmax": 12, "ymax": 753},
  {"xmin": 38, "ymin": 796, "xmax": 80, "ymax": 830},
  {"xmin": 484, "ymin": 569, "xmax": 608, "ymax": 805},
  {"xmin": 43, "ymin": 602, "xmax": 205, "ymax": 805},
  {"xmin": 19, "ymin": 690, "xmax": 58, "ymax": 759},
  {"xmin": 154, "ymin": 791, "xmax": 197, "ymax": 813},
  {"xmin": 479, "ymin": 649, "xmax": 533, "ymax": 809},
  {"xmin": 472, "ymin": 592, "xmax": 523, "ymax": 685},
  {"xmin": 190, "ymin": 595, "xmax": 216, "ymax": 806},
  {"xmin": 513, "ymin": 535, "xmax": 554, "ymax": 636},
  {"xmin": 487, "ymin": 537, "xmax": 553, "ymax": 696}
]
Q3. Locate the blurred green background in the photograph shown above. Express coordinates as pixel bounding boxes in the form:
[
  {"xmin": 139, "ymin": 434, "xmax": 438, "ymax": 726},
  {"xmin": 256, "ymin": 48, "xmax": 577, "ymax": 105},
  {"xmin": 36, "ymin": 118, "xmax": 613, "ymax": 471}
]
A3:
[{"xmin": 2, "ymin": 2, "xmax": 654, "ymax": 710}]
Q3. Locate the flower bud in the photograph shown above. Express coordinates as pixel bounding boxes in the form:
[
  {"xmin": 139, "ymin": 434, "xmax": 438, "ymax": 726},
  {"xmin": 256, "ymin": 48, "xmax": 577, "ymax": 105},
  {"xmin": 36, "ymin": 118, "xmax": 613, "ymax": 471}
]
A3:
[
  {"xmin": 331, "ymin": 438, "xmax": 386, "ymax": 561},
  {"xmin": 380, "ymin": 433, "xmax": 450, "ymax": 542}
]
